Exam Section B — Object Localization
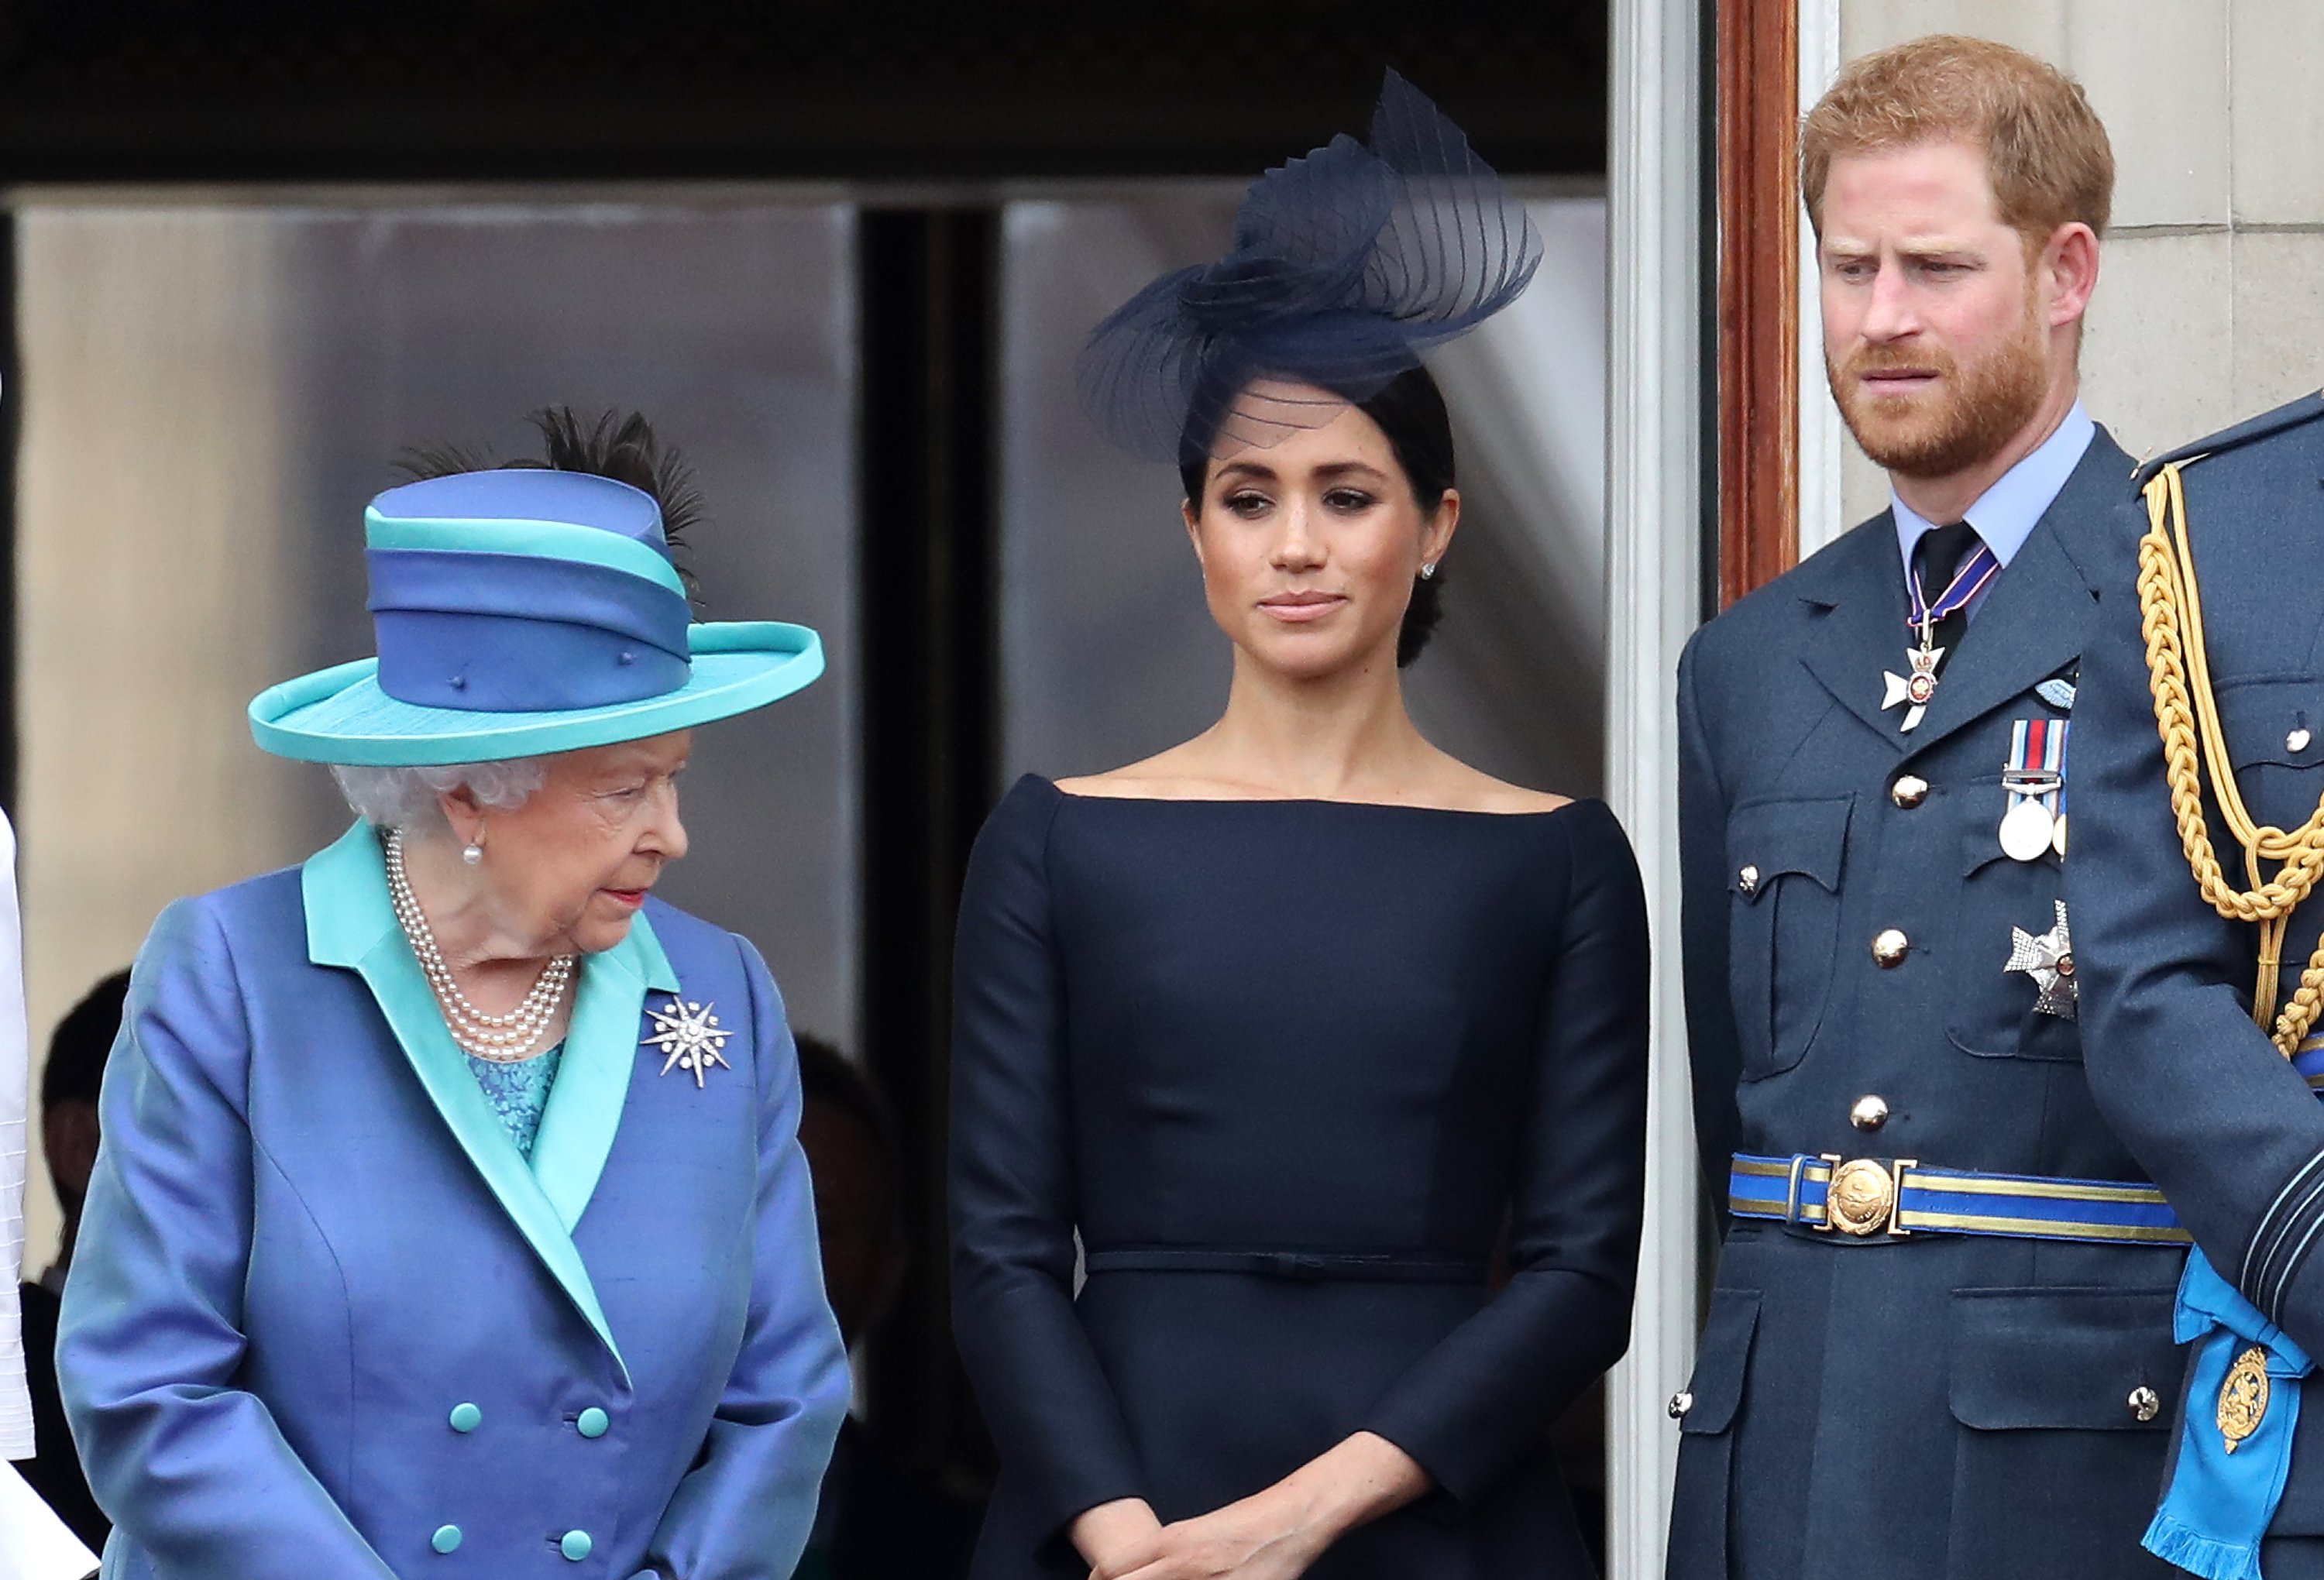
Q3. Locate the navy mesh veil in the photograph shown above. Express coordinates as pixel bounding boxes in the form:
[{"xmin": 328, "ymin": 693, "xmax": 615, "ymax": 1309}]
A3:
[{"xmin": 1077, "ymin": 70, "xmax": 1542, "ymax": 462}]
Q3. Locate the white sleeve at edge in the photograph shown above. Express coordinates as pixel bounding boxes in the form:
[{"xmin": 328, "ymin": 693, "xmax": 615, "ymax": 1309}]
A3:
[{"xmin": 0, "ymin": 812, "xmax": 37, "ymax": 1462}]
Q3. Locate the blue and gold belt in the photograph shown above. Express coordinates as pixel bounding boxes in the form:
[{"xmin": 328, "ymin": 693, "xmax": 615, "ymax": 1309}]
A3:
[
  {"xmin": 2295, "ymin": 1032, "xmax": 2324, "ymax": 1091},
  {"xmin": 1730, "ymin": 1152, "xmax": 2188, "ymax": 1245}
]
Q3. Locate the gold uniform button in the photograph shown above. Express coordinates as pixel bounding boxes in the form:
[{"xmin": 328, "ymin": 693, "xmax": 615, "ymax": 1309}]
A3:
[
  {"xmin": 2129, "ymin": 1386, "xmax": 2161, "ymax": 1423},
  {"xmin": 1890, "ymin": 775, "xmax": 1930, "ymax": 809},
  {"xmin": 1669, "ymin": 1390, "xmax": 1694, "ymax": 1420},
  {"xmin": 1737, "ymin": 864, "xmax": 1761, "ymax": 896},
  {"xmin": 1872, "ymin": 928, "xmax": 1910, "ymax": 967},
  {"xmin": 1850, "ymin": 1094, "xmax": 1890, "ymax": 1132}
]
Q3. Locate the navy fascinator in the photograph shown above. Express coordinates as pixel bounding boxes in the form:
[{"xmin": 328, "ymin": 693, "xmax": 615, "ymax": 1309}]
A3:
[{"xmin": 1078, "ymin": 70, "xmax": 1543, "ymax": 462}]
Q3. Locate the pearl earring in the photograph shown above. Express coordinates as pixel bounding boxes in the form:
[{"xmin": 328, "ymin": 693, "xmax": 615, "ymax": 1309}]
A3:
[
  {"xmin": 462, "ymin": 842, "xmax": 484, "ymax": 867},
  {"xmin": 1419, "ymin": 562, "xmax": 1439, "ymax": 580}
]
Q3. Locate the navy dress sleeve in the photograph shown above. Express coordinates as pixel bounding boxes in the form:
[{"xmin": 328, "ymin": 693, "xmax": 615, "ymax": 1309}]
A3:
[
  {"xmin": 1360, "ymin": 805, "xmax": 1651, "ymax": 1502},
  {"xmin": 949, "ymin": 780, "xmax": 1148, "ymax": 1546}
]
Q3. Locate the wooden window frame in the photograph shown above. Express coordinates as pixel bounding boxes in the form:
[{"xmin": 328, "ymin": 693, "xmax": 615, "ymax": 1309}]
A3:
[{"xmin": 1716, "ymin": 0, "xmax": 1802, "ymax": 606}]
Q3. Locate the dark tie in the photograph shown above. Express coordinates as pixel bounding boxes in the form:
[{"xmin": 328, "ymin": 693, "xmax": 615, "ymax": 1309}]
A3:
[{"xmin": 1910, "ymin": 519, "xmax": 1983, "ymax": 660}]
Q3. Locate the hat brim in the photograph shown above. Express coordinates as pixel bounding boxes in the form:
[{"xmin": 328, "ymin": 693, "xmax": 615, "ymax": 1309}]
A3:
[{"xmin": 249, "ymin": 621, "xmax": 824, "ymax": 766}]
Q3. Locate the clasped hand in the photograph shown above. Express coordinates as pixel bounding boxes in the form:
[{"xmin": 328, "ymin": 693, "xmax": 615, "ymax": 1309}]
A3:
[
  {"xmin": 1074, "ymin": 1431, "xmax": 1428, "ymax": 1580},
  {"xmin": 1082, "ymin": 1489, "xmax": 1328, "ymax": 1580}
]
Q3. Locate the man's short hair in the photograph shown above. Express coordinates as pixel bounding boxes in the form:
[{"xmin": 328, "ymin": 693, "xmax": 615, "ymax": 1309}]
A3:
[
  {"xmin": 1801, "ymin": 34, "xmax": 2114, "ymax": 249},
  {"xmin": 41, "ymin": 969, "xmax": 130, "ymax": 1111}
]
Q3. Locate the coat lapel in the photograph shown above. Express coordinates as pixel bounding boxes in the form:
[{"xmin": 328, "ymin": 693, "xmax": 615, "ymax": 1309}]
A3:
[
  {"xmin": 302, "ymin": 821, "xmax": 667, "ymax": 1379},
  {"xmin": 1795, "ymin": 516, "xmax": 1918, "ymax": 747},
  {"xmin": 1903, "ymin": 430, "xmax": 2133, "ymax": 753},
  {"xmin": 531, "ymin": 906, "xmax": 677, "ymax": 1234}
]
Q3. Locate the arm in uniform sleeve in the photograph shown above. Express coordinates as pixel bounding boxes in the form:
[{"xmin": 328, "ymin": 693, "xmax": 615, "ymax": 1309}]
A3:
[
  {"xmin": 2071, "ymin": 558, "xmax": 2324, "ymax": 1355},
  {"xmin": 1677, "ymin": 633, "xmax": 1743, "ymax": 1212},
  {"xmin": 632, "ymin": 936, "xmax": 852, "ymax": 1580},
  {"xmin": 57, "ymin": 897, "xmax": 401, "ymax": 1580}
]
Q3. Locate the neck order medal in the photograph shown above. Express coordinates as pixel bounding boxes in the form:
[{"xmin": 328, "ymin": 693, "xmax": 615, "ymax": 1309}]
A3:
[
  {"xmin": 1884, "ymin": 534, "xmax": 2001, "ymax": 733},
  {"xmin": 1882, "ymin": 644, "xmax": 1946, "ymax": 733}
]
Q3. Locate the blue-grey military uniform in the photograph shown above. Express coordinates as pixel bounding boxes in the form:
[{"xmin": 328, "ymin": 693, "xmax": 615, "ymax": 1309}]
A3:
[
  {"xmin": 2073, "ymin": 391, "xmax": 2324, "ymax": 1575},
  {"xmin": 1669, "ymin": 417, "xmax": 2188, "ymax": 1580}
]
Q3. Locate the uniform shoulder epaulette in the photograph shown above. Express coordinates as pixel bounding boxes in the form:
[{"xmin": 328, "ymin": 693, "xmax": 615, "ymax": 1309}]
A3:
[{"xmin": 2133, "ymin": 389, "xmax": 2324, "ymax": 483}]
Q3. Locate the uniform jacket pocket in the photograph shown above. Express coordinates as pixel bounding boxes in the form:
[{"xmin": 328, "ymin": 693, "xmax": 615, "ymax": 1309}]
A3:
[
  {"xmin": 1679, "ymin": 1286, "xmax": 1762, "ymax": 1437},
  {"xmin": 1943, "ymin": 1287, "xmax": 2181, "ymax": 1579},
  {"xmin": 2219, "ymin": 675, "xmax": 2324, "ymax": 837},
  {"xmin": 1668, "ymin": 1288, "xmax": 1760, "ymax": 1578},
  {"xmin": 1726, "ymin": 796, "xmax": 1851, "ymax": 1080},
  {"xmin": 1949, "ymin": 831, "xmax": 2082, "ymax": 1063},
  {"xmin": 1948, "ymin": 1286, "xmax": 2181, "ymax": 1431}
]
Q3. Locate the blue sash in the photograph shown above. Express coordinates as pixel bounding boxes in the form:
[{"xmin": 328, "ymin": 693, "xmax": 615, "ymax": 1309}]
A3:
[{"xmin": 2145, "ymin": 1248, "xmax": 2315, "ymax": 1578}]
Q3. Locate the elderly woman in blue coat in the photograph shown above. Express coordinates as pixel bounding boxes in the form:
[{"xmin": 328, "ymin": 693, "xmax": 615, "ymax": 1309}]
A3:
[{"xmin": 57, "ymin": 417, "xmax": 851, "ymax": 1579}]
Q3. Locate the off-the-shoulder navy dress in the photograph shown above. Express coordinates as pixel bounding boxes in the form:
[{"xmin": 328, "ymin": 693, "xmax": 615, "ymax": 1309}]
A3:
[{"xmin": 948, "ymin": 775, "xmax": 1650, "ymax": 1578}]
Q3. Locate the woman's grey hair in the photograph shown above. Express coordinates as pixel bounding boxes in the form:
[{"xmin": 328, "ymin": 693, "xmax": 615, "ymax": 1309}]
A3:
[{"xmin": 328, "ymin": 759, "xmax": 548, "ymax": 833}]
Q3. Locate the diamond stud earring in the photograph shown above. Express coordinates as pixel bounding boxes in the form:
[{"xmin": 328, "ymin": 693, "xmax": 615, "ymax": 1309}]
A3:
[{"xmin": 1419, "ymin": 562, "xmax": 1439, "ymax": 580}]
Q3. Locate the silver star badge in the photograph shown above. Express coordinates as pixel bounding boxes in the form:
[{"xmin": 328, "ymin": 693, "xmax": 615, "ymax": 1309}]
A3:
[
  {"xmin": 1882, "ymin": 644, "xmax": 1946, "ymax": 733},
  {"xmin": 643, "ymin": 997, "xmax": 733, "ymax": 1087},
  {"xmin": 2005, "ymin": 900, "xmax": 2078, "ymax": 1020}
]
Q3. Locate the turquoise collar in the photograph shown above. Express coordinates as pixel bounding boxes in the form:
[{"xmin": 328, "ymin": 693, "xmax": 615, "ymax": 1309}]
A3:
[{"xmin": 303, "ymin": 820, "xmax": 680, "ymax": 1375}]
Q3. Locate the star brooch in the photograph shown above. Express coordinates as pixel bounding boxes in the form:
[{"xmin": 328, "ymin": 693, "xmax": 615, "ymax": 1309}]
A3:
[
  {"xmin": 644, "ymin": 997, "xmax": 733, "ymax": 1087},
  {"xmin": 2004, "ymin": 900, "xmax": 2078, "ymax": 1020}
]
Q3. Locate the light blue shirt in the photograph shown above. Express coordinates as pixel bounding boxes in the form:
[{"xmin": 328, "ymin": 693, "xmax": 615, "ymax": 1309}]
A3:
[{"xmin": 1892, "ymin": 401, "xmax": 2095, "ymax": 610}]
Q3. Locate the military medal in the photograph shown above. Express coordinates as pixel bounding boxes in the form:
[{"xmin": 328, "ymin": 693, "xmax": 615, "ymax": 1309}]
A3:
[
  {"xmin": 1999, "ymin": 717, "xmax": 2068, "ymax": 862},
  {"xmin": 2005, "ymin": 900, "xmax": 2078, "ymax": 1019},
  {"xmin": 1882, "ymin": 535, "xmax": 1999, "ymax": 733},
  {"xmin": 643, "ymin": 997, "xmax": 733, "ymax": 1087},
  {"xmin": 1882, "ymin": 646, "xmax": 1947, "ymax": 733},
  {"xmin": 2220, "ymin": 1345, "xmax": 2271, "ymax": 1453}
]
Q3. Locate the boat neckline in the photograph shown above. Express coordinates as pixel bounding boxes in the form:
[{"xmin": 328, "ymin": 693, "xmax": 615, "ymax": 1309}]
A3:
[{"xmin": 1030, "ymin": 774, "xmax": 1596, "ymax": 819}]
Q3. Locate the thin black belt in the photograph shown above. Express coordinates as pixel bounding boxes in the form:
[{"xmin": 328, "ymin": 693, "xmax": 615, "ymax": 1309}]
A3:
[{"xmin": 1081, "ymin": 1247, "xmax": 1488, "ymax": 1283}]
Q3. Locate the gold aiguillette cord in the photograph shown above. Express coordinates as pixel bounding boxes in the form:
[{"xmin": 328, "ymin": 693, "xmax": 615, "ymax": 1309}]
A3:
[{"xmin": 2138, "ymin": 461, "xmax": 2324, "ymax": 1054}]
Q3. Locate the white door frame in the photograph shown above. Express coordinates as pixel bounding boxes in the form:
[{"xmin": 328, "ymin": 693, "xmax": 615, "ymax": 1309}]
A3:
[{"xmin": 1603, "ymin": 0, "xmax": 1703, "ymax": 1574}]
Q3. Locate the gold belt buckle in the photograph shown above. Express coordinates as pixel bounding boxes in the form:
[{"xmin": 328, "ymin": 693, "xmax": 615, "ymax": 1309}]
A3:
[{"xmin": 1818, "ymin": 1154, "xmax": 1917, "ymax": 1237}]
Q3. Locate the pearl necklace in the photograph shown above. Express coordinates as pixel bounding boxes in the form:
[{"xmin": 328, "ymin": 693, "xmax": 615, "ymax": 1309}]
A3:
[{"xmin": 384, "ymin": 830, "xmax": 576, "ymax": 1062}]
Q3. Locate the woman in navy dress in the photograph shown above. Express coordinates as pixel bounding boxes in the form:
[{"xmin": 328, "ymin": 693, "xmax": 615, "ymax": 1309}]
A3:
[{"xmin": 950, "ymin": 76, "xmax": 1650, "ymax": 1580}]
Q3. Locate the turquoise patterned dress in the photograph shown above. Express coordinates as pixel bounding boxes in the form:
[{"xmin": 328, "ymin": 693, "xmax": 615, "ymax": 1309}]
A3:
[{"xmin": 463, "ymin": 1046, "xmax": 564, "ymax": 1159}]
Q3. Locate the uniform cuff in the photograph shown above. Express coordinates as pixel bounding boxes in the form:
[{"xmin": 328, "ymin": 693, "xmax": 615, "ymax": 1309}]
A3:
[{"xmin": 2243, "ymin": 1148, "xmax": 2324, "ymax": 1327}]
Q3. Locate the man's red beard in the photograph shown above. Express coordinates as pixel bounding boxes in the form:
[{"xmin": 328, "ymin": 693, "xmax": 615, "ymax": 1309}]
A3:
[{"xmin": 1829, "ymin": 307, "xmax": 2049, "ymax": 479}]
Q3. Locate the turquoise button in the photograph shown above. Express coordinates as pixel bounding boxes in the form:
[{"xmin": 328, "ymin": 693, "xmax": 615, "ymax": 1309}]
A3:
[
  {"xmin": 576, "ymin": 1407, "xmax": 609, "ymax": 1439},
  {"xmin": 560, "ymin": 1529, "xmax": 593, "ymax": 1561},
  {"xmin": 448, "ymin": 1403, "xmax": 482, "ymax": 1434},
  {"xmin": 431, "ymin": 1524, "xmax": 462, "ymax": 1554}
]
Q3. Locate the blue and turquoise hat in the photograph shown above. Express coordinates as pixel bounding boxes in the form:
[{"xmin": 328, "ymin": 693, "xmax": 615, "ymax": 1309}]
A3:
[{"xmin": 249, "ymin": 469, "xmax": 823, "ymax": 766}]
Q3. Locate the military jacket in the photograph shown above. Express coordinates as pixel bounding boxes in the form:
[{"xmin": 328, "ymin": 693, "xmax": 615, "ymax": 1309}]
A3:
[
  {"xmin": 2073, "ymin": 393, "xmax": 2324, "ymax": 1573},
  {"xmin": 1668, "ymin": 428, "xmax": 2185, "ymax": 1580}
]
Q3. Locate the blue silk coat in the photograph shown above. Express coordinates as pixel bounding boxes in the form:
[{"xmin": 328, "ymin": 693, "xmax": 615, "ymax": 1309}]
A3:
[{"xmin": 58, "ymin": 823, "xmax": 850, "ymax": 1578}]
